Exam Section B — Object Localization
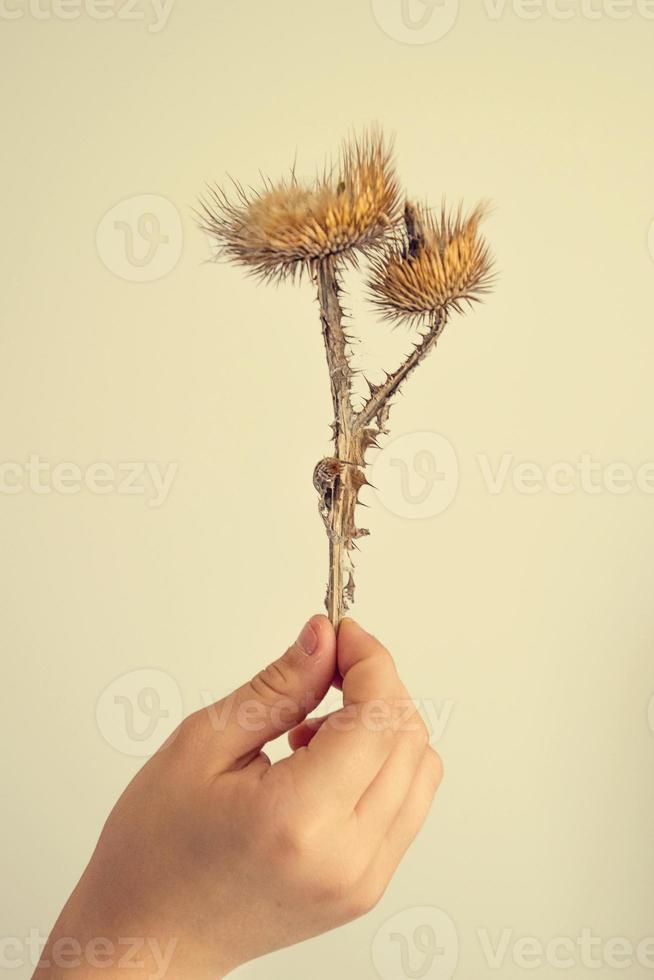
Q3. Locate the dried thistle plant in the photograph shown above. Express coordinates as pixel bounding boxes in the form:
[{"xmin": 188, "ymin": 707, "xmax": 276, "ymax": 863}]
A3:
[{"xmin": 199, "ymin": 130, "xmax": 494, "ymax": 625}]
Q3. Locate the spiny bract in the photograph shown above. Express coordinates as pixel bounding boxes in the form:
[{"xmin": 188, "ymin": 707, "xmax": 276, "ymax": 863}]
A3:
[
  {"xmin": 367, "ymin": 202, "xmax": 495, "ymax": 326},
  {"xmin": 198, "ymin": 130, "xmax": 401, "ymax": 282}
]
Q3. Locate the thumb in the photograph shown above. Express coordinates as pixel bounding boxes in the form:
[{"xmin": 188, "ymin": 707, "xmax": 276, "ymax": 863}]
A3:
[{"xmin": 208, "ymin": 614, "xmax": 337, "ymax": 766}]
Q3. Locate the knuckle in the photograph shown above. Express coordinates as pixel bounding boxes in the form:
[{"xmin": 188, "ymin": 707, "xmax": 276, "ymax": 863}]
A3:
[
  {"xmin": 312, "ymin": 866, "xmax": 360, "ymax": 905},
  {"xmin": 426, "ymin": 746, "xmax": 444, "ymax": 785},
  {"xmin": 269, "ymin": 812, "xmax": 320, "ymax": 861},
  {"xmin": 357, "ymin": 647, "xmax": 396, "ymax": 682},
  {"xmin": 347, "ymin": 882, "xmax": 384, "ymax": 919},
  {"xmin": 416, "ymin": 715, "xmax": 430, "ymax": 746},
  {"xmin": 392, "ymin": 702, "xmax": 428, "ymax": 745},
  {"xmin": 175, "ymin": 709, "xmax": 208, "ymax": 747},
  {"xmin": 375, "ymin": 646, "xmax": 398, "ymax": 679},
  {"xmin": 404, "ymin": 707, "xmax": 429, "ymax": 744},
  {"xmin": 250, "ymin": 661, "xmax": 293, "ymax": 704},
  {"xmin": 379, "ymin": 721, "xmax": 398, "ymax": 748}
]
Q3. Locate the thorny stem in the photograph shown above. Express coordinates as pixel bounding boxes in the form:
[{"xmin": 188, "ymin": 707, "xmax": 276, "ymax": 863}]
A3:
[
  {"xmin": 354, "ymin": 309, "xmax": 448, "ymax": 433},
  {"xmin": 317, "ymin": 261, "xmax": 353, "ymax": 435},
  {"xmin": 317, "ymin": 261, "xmax": 359, "ymax": 626},
  {"xmin": 315, "ymin": 261, "xmax": 447, "ymax": 627}
]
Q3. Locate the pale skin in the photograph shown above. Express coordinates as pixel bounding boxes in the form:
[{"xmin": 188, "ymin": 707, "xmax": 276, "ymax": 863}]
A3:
[{"xmin": 35, "ymin": 617, "xmax": 443, "ymax": 979}]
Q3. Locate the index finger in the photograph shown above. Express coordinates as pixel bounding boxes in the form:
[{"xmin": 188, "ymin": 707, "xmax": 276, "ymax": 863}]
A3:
[{"xmin": 285, "ymin": 619, "xmax": 417, "ymax": 811}]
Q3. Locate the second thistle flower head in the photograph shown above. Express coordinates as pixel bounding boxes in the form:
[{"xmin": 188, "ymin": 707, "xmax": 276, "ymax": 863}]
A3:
[
  {"xmin": 198, "ymin": 130, "xmax": 400, "ymax": 282},
  {"xmin": 367, "ymin": 201, "xmax": 495, "ymax": 327}
]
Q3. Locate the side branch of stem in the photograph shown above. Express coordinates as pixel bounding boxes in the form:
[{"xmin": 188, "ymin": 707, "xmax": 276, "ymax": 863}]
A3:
[
  {"xmin": 316, "ymin": 260, "xmax": 447, "ymax": 625},
  {"xmin": 354, "ymin": 309, "xmax": 447, "ymax": 432}
]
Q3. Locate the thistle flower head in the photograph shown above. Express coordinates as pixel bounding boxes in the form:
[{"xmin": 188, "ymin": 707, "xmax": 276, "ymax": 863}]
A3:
[
  {"xmin": 367, "ymin": 201, "xmax": 495, "ymax": 326},
  {"xmin": 198, "ymin": 130, "xmax": 400, "ymax": 282}
]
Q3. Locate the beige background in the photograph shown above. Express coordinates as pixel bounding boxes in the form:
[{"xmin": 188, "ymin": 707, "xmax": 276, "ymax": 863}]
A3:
[{"xmin": 2, "ymin": 0, "xmax": 654, "ymax": 977}]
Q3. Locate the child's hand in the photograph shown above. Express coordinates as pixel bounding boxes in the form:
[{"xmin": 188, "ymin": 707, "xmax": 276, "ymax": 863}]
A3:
[{"xmin": 37, "ymin": 617, "xmax": 443, "ymax": 979}]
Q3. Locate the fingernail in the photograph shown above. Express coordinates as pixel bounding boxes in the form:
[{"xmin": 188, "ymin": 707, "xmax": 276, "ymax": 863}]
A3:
[{"xmin": 297, "ymin": 620, "xmax": 318, "ymax": 655}]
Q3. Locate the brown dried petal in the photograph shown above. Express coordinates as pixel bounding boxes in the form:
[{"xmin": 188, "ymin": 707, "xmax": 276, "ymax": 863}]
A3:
[
  {"xmin": 367, "ymin": 202, "xmax": 495, "ymax": 326},
  {"xmin": 198, "ymin": 130, "xmax": 401, "ymax": 281}
]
